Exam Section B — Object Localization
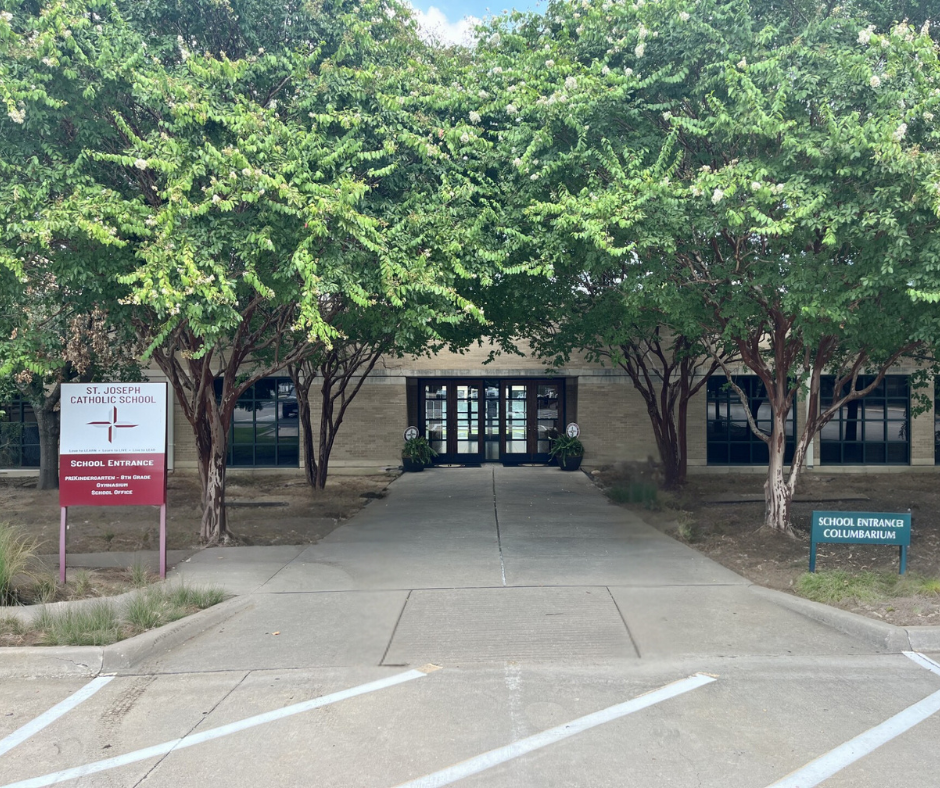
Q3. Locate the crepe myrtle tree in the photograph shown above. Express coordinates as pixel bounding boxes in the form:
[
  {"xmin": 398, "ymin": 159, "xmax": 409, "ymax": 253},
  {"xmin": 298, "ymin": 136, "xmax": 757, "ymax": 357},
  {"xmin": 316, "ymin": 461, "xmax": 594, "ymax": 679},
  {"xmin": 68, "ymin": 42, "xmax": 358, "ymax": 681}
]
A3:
[
  {"xmin": 2, "ymin": 0, "xmax": 495, "ymax": 542},
  {"xmin": 473, "ymin": 0, "xmax": 940, "ymax": 532}
]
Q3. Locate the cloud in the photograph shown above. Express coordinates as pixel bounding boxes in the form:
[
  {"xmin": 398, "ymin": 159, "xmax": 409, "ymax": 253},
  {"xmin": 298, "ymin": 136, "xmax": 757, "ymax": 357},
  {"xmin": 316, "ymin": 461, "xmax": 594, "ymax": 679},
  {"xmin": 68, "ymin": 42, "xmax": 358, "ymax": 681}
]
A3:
[{"xmin": 406, "ymin": 4, "xmax": 481, "ymax": 46}]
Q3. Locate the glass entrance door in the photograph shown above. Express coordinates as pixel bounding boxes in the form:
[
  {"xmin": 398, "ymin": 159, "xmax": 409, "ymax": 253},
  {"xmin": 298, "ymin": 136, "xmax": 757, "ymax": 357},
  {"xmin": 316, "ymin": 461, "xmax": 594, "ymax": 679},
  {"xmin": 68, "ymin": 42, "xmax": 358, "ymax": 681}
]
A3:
[
  {"xmin": 500, "ymin": 380, "xmax": 564, "ymax": 464},
  {"xmin": 421, "ymin": 381, "xmax": 483, "ymax": 464},
  {"xmin": 419, "ymin": 378, "xmax": 564, "ymax": 466}
]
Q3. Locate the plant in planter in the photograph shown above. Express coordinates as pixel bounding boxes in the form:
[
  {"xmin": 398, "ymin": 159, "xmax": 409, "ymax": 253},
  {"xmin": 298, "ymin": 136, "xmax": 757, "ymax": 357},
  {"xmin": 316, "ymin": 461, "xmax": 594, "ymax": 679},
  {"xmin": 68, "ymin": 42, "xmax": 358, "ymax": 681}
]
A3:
[
  {"xmin": 549, "ymin": 434, "xmax": 584, "ymax": 471},
  {"xmin": 402, "ymin": 436, "xmax": 438, "ymax": 472}
]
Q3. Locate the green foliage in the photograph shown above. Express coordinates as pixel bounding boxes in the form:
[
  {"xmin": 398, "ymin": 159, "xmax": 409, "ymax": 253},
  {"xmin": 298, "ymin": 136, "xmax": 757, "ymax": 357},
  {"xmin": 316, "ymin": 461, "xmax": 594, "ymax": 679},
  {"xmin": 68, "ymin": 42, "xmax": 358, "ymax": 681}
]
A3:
[
  {"xmin": 36, "ymin": 601, "xmax": 123, "ymax": 646},
  {"xmin": 0, "ymin": 522, "xmax": 39, "ymax": 604},
  {"xmin": 607, "ymin": 482, "xmax": 659, "ymax": 509},
  {"xmin": 796, "ymin": 570, "xmax": 940, "ymax": 605},
  {"xmin": 402, "ymin": 436, "xmax": 438, "ymax": 464},
  {"xmin": 30, "ymin": 583, "xmax": 226, "ymax": 644},
  {"xmin": 129, "ymin": 562, "xmax": 152, "ymax": 589},
  {"xmin": 548, "ymin": 434, "xmax": 584, "ymax": 463}
]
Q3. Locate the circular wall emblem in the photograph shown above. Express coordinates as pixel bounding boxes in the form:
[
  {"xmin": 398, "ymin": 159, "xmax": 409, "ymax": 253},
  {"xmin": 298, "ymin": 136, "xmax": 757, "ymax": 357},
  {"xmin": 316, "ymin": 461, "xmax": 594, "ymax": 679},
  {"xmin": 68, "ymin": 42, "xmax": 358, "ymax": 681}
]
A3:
[
  {"xmin": 565, "ymin": 422, "xmax": 581, "ymax": 438},
  {"xmin": 403, "ymin": 426, "xmax": 420, "ymax": 441}
]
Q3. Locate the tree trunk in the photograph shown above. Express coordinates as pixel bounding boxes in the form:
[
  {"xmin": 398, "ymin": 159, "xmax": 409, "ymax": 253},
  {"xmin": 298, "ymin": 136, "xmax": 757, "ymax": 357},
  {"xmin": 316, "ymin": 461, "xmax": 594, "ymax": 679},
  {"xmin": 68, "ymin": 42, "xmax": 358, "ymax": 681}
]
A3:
[
  {"xmin": 653, "ymin": 423, "xmax": 683, "ymax": 490},
  {"xmin": 35, "ymin": 406, "xmax": 60, "ymax": 490},
  {"xmin": 297, "ymin": 391, "xmax": 317, "ymax": 488},
  {"xmin": 200, "ymin": 441, "xmax": 229, "ymax": 544},
  {"xmin": 196, "ymin": 398, "xmax": 231, "ymax": 545},
  {"xmin": 763, "ymin": 411, "xmax": 793, "ymax": 533}
]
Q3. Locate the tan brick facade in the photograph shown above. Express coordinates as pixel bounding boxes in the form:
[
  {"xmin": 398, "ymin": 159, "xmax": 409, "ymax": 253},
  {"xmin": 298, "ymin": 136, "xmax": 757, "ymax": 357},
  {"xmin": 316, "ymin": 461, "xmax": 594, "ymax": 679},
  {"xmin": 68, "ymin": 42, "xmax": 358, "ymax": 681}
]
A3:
[{"xmin": 15, "ymin": 346, "xmax": 935, "ymax": 479}]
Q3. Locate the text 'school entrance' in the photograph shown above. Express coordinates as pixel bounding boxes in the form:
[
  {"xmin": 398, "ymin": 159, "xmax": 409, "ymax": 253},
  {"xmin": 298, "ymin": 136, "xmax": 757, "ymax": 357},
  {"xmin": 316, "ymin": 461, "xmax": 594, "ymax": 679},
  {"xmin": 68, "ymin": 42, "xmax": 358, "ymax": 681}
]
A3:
[{"xmin": 419, "ymin": 379, "xmax": 565, "ymax": 465}]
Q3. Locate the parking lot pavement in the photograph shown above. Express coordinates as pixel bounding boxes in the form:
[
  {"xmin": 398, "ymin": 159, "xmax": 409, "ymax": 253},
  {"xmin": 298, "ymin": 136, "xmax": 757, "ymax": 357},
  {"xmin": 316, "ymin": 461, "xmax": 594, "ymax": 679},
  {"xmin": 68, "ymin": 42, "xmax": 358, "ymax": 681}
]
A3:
[
  {"xmin": 4, "ymin": 468, "xmax": 940, "ymax": 786},
  {"xmin": 2, "ymin": 654, "xmax": 940, "ymax": 787}
]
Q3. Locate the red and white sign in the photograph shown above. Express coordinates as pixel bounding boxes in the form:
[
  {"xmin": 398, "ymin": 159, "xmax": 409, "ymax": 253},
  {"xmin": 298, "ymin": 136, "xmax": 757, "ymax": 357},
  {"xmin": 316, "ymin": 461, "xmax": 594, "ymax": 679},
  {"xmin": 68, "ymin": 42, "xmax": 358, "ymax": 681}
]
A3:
[{"xmin": 59, "ymin": 383, "xmax": 168, "ymax": 507}]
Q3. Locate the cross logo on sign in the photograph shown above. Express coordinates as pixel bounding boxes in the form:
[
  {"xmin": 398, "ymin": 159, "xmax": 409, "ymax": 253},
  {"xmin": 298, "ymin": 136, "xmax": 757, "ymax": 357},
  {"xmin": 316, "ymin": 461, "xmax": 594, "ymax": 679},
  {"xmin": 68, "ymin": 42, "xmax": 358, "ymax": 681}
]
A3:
[{"xmin": 87, "ymin": 407, "xmax": 138, "ymax": 443}]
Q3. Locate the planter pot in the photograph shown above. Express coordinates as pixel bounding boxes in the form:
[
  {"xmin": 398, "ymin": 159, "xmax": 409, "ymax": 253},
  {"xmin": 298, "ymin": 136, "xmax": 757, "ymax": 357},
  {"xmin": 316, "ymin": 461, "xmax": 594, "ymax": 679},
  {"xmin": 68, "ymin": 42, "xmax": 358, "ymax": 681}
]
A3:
[
  {"xmin": 559, "ymin": 455, "xmax": 583, "ymax": 472},
  {"xmin": 402, "ymin": 457, "xmax": 426, "ymax": 473}
]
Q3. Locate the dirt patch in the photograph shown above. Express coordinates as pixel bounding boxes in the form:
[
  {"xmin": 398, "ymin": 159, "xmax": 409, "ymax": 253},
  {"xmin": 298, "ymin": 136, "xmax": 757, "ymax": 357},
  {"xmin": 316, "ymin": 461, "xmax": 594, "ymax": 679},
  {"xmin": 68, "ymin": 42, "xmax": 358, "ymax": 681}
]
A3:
[
  {"xmin": 593, "ymin": 467, "xmax": 940, "ymax": 628},
  {"xmin": 0, "ymin": 471, "xmax": 395, "ymax": 553}
]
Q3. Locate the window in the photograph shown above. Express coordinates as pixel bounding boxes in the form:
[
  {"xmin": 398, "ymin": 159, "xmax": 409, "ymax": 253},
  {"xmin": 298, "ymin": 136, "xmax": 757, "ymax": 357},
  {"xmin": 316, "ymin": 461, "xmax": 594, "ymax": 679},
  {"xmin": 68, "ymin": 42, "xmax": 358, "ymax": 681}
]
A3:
[
  {"xmin": 819, "ymin": 375, "xmax": 908, "ymax": 465},
  {"xmin": 706, "ymin": 376, "xmax": 796, "ymax": 465},
  {"xmin": 215, "ymin": 378, "xmax": 299, "ymax": 467},
  {"xmin": 0, "ymin": 398, "xmax": 40, "ymax": 468}
]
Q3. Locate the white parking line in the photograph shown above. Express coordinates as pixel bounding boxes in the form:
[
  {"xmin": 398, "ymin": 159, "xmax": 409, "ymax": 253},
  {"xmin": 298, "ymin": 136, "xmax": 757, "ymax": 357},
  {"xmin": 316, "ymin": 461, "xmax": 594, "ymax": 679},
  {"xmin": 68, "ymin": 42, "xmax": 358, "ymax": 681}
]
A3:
[
  {"xmin": 1, "ymin": 668, "xmax": 431, "ymax": 788},
  {"xmin": 392, "ymin": 673, "xmax": 716, "ymax": 788},
  {"xmin": 766, "ymin": 653, "xmax": 940, "ymax": 788},
  {"xmin": 904, "ymin": 650, "xmax": 940, "ymax": 677},
  {"xmin": 0, "ymin": 676, "xmax": 114, "ymax": 758}
]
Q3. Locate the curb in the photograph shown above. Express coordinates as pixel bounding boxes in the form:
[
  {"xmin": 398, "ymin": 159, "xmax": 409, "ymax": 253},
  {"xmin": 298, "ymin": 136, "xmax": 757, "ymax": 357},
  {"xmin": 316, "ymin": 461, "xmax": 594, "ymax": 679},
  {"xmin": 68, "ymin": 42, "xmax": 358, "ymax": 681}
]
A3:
[
  {"xmin": 102, "ymin": 595, "xmax": 252, "ymax": 673},
  {"xmin": 750, "ymin": 585, "xmax": 940, "ymax": 653},
  {"xmin": 0, "ymin": 596, "xmax": 252, "ymax": 678},
  {"xmin": 0, "ymin": 646, "xmax": 103, "ymax": 678}
]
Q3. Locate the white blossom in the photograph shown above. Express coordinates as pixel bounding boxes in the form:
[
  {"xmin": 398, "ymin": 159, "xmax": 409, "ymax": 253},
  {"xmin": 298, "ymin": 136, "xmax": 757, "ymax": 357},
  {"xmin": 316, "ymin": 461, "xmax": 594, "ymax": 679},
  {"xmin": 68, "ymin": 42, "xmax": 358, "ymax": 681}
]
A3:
[
  {"xmin": 712, "ymin": 188, "xmax": 724, "ymax": 204},
  {"xmin": 893, "ymin": 122, "xmax": 908, "ymax": 141},
  {"xmin": 478, "ymin": 90, "xmax": 488, "ymax": 98},
  {"xmin": 212, "ymin": 194, "xmax": 221, "ymax": 203},
  {"xmin": 635, "ymin": 42, "xmax": 645, "ymax": 57},
  {"xmin": 488, "ymin": 33, "xmax": 501, "ymax": 47},
  {"xmin": 924, "ymin": 112, "xmax": 934, "ymax": 122},
  {"xmin": 870, "ymin": 74, "xmax": 881, "ymax": 88},
  {"xmin": 662, "ymin": 111, "xmax": 673, "ymax": 121},
  {"xmin": 737, "ymin": 57, "xmax": 747, "ymax": 68},
  {"xmin": 751, "ymin": 181, "xmax": 762, "ymax": 191},
  {"xmin": 41, "ymin": 57, "xmax": 53, "ymax": 66},
  {"xmin": 469, "ymin": 111, "xmax": 482, "ymax": 123},
  {"xmin": 638, "ymin": 24, "xmax": 648, "ymax": 40},
  {"xmin": 134, "ymin": 158, "xmax": 148, "ymax": 170},
  {"xmin": 491, "ymin": 66, "xmax": 503, "ymax": 74},
  {"xmin": 679, "ymin": 11, "xmax": 690, "ymax": 21},
  {"xmin": 601, "ymin": 65, "xmax": 610, "ymax": 76},
  {"xmin": 460, "ymin": 132, "xmax": 470, "ymax": 143},
  {"xmin": 513, "ymin": 157, "xmax": 523, "ymax": 168},
  {"xmin": 530, "ymin": 173, "xmax": 540, "ymax": 180},
  {"xmin": 858, "ymin": 28, "xmax": 872, "ymax": 45},
  {"xmin": 0, "ymin": 11, "xmax": 12, "ymax": 21},
  {"xmin": 545, "ymin": 59, "xmax": 555, "ymax": 67},
  {"xmin": 242, "ymin": 167, "xmax": 252, "ymax": 176},
  {"xmin": 506, "ymin": 104, "xmax": 518, "ymax": 115},
  {"xmin": 624, "ymin": 67, "xmax": 633, "ymax": 76},
  {"xmin": 565, "ymin": 76, "xmax": 577, "ymax": 90},
  {"xmin": 921, "ymin": 21, "xmax": 931, "ymax": 37},
  {"xmin": 691, "ymin": 186, "xmax": 703, "ymax": 197},
  {"xmin": 8, "ymin": 108, "xmax": 25, "ymax": 124}
]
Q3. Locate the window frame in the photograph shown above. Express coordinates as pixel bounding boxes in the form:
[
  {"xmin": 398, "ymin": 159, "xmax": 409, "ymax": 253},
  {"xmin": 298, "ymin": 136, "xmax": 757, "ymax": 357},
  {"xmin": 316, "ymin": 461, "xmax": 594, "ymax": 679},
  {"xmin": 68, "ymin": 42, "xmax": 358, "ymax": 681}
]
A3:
[
  {"xmin": 0, "ymin": 397, "xmax": 41, "ymax": 468},
  {"xmin": 215, "ymin": 377, "xmax": 299, "ymax": 468},
  {"xmin": 819, "ymin": 375, "xmax": 909, "ymax": 466},
  {"xmin": 706, "ymin": 376, "xmax": 797, "ymax": 466}
]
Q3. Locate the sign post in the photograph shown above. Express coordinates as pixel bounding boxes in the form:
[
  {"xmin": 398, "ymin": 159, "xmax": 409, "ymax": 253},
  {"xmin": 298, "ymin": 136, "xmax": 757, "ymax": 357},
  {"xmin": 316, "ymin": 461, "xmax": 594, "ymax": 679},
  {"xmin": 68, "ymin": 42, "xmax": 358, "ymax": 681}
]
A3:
[
  {"xmin": 59, "ymin": 383, "xmax": 169, "ymax": 582},
  {"xmin": 810, "ymin": 511, "xmax": 911, "ymax": 574}
]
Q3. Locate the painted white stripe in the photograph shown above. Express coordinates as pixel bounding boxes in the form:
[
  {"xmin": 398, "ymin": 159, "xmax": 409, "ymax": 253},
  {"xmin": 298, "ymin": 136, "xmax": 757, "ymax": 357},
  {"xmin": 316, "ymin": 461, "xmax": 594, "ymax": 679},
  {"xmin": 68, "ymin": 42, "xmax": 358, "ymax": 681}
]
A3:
[
  {"xmin": 1, "ymin": 669, "xmax": 427, "ymax": 788},
  {"xmin": 0, "ymin": 676, "xmax": 114, "ymax": 758},
  {"xmin": 766, "ymin": 687, "xmax": 940, "ymax": 788},
  {"xmin": 393, "ymin": 673, "xmax": 716, "ymax": 788},
  {"xmin": 904, "ymin": 650, "xmax": 940, "ymax": 677}
]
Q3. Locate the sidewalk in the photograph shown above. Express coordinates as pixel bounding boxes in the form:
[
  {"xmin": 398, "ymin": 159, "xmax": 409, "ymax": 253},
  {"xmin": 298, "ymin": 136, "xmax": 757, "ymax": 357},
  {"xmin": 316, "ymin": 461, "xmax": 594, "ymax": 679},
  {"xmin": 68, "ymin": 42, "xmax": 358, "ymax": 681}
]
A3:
[{"xmin": 130, "ymin": 466, "xmax": 893, "ymax": 674}]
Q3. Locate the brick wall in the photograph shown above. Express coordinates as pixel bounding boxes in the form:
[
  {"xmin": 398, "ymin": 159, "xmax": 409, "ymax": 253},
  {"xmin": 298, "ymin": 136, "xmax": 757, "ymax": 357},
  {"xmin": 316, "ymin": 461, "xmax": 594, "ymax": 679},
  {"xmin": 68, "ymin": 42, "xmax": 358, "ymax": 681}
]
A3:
[
  {"xmin": 307, "ymin": 377, "xmax": 407, "ymax": 471},
  {"xmin": 576, "ymin": 375, "xmax": 658, "ymax": 465}
]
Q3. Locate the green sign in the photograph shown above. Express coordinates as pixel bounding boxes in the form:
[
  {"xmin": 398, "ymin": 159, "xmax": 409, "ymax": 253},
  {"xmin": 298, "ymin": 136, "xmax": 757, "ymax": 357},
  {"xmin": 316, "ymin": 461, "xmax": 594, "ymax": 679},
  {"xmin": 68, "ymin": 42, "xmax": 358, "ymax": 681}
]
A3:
[{"xmin": 810, "ymin": 511, "xmax": 911, "ymax": 574}]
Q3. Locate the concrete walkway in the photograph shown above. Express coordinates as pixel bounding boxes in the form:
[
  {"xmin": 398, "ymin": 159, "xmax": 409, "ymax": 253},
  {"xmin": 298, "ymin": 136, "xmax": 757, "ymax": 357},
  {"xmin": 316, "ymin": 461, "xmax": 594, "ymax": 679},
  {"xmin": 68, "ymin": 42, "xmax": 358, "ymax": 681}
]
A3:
[{"xmin": 152, "ymin": 466, "xmax": 871, "ymax": 673}]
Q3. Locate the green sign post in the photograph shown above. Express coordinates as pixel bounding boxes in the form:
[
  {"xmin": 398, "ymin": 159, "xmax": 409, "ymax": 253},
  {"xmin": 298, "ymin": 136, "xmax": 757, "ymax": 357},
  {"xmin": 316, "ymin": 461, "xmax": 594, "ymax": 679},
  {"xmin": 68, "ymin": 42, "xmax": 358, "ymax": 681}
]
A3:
[{"xmin": 810, "ymin": 511, "xmax": 911, "ymax": 574}]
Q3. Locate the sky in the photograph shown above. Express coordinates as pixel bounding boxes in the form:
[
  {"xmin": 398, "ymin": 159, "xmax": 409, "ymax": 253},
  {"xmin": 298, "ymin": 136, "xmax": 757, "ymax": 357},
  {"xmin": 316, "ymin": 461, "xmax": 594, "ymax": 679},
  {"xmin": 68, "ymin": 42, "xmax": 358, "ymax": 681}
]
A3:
[{"xmin": 407, "ymin": 0, "xmax": 543, "ymax": 46}]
